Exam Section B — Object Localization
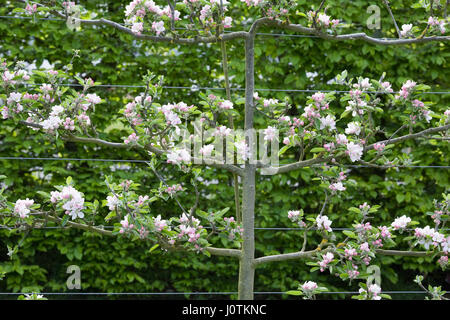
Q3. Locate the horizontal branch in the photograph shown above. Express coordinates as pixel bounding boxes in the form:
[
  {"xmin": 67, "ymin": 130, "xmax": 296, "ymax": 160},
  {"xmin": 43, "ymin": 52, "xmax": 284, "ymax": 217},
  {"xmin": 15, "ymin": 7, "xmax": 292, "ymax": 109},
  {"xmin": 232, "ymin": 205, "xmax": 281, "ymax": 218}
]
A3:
[
  {"xmin": 15, "ymin": 1, "xmax": 450, "ymax": 46},
  {"xmin": 365, "ymin": 124, "xmax": 450, "ymax": 151},
  {"xmin": 18, "ymin": 121, "xmax": 243, "ymax": 175},
  {"xmin": 205, "ymin": 247, "xmax": 242, "ymax": 258},
  {"xmin": 83, "ymin": 18, "xmax": 248, "ymax": 44},
  {"xmin": 262, "ymin": 124, "xmax": 450, "ymax": 175},
  {"xmin": 34, "ymin": 214, "xmax": 240, "ymax": 258},
  {"xmin": 253, "ymin": 248, "xmax": 328, "ymax": 267},
  {"xmin": 253, "ymin": 247, "xmax": 444, "ymax": 266},
  {"xmin": 375, "ymin": 249, "xmax": 445, "ymax": 257},
  {"xmin": 14, "ymin": 0, "xmax": 247, "ymax": 44},
  {"xmin": 255, "ymin": 18, "xmax": 450, "ymax": 45},
  {"xmin": 40, "ymin": 214, "xmax": 114, "ymax": 236}
]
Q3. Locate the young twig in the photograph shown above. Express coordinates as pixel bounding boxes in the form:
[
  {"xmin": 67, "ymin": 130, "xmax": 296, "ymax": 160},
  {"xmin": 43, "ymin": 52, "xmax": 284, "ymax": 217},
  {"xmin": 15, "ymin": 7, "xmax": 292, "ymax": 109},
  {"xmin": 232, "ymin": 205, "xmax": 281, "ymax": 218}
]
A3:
[{"xmin": 382, "ymin": 0, "xmax": 401, "ymax": 38}]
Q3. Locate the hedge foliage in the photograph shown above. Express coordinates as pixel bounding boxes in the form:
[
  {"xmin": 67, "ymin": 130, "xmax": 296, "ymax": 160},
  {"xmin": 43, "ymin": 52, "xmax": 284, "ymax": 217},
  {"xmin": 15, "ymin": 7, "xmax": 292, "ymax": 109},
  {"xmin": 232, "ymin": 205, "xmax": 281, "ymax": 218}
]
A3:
[{"xmin": 0, "ymin": 0, "xmax": 449, "ymax": 299}]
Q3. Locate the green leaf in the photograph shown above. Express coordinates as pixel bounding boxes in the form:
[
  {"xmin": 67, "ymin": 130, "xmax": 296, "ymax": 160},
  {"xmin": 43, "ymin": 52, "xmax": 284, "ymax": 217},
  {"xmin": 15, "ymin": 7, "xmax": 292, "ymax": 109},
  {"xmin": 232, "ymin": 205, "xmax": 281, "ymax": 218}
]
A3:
[
  {"xmin": 149, "ymin": 244, "xmax": 159, "ymax": 253},
  {"xmin": 235, "ymin": 97, "xmax": 246, "ymax": 105},
  {"xmin": 286, "ymin": 290, "xmax": 303, "ymax": 296},
  {"xmin": 343, "ymin": 230, "xmax": 356, "ymax": 238},
  {"xmin": 61, "ymin": 215, "xmax": 69, "ymax": 227},
  {"xmin": 278, "ymin": 145, "xmax": 291, "ymax": 156}
]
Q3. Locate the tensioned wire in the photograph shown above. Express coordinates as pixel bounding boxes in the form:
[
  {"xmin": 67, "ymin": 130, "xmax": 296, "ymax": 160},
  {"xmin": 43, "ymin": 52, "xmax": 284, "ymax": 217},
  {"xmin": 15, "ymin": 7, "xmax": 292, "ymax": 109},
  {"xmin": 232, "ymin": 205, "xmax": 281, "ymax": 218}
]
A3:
[
  {"xmin": 1, "ymin": 226, "xmax": 448, "ymax": 231},
  {"xmin": 0, "ymin": 291, "xmax": 430, "ymax": 296},
  {"xmin": 13, "ymin": 82, "xmax": 450, "ymax": 95},
  {"xmin": 1, "ymin": 157, "xmax": 449, "ymax": 169}
]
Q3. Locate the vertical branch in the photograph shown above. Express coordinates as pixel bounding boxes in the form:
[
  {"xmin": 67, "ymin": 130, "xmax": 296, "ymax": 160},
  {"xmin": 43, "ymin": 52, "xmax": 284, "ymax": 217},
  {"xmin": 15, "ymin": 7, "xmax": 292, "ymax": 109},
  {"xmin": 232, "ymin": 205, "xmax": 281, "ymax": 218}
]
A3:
[
  {"xmin": 167, "ymin": 0, "xmax": 175, "ymax": 31},
  {"xmin": 220, "ymin": 30, "xmax": 241, "ymax": 223},
  {"xmin": 312, "ymin": 0, "xmax": 327, "ymax": 29},
  {"xmin": 445, "ymin": 0, "xmax": 449, "ymax": 18},
  {"xmin": 238, "ymin": 33, "xmax": 256, "ymax": 301}
]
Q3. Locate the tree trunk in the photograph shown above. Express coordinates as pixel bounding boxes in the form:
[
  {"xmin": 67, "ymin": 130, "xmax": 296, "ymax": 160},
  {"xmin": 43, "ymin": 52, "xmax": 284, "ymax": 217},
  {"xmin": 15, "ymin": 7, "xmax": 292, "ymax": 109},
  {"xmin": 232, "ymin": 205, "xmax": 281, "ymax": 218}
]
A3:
[{"xmin": 238, "ymin": 35, "xmax": 256, "ymax": 300}]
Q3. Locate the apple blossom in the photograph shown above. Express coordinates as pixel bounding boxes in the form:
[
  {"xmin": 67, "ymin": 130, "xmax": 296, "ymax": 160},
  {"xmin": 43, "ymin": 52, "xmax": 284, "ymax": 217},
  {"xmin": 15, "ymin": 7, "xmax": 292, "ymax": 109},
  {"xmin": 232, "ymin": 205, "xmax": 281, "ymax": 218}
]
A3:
[
  {"xmin": 85, "ymin": 93, "xmax": 102, "ymax": 105},
  {"xmin": 319, "ymin": 252, "xmax": 334, "ymax": 272},
  {"xmin": 346, "ymin": 142, "xmax": 363, "ymax": 162},
  {"xmin": 154, "ymin": 215, "xmax": 168, "ymax": 232},
  {"xmin": 400, "ymin": 24, "xmax": 413, "ymax": 37},
  {"xmin": 200, "ymin": 144, "xmax": 214, "ymax": 157},
  {"xmin": 214, "ymin": 125, "xmax": 232, "ymax": 137},
  {"xmin": 50, "ymin": 105, "xmax": 64, "ymax": 117},
  {"xmin": 41, "ymin": 116, "xmax": 62, "ymax": 131},
  {"xmin": 301, "ymin": 281, "xmax": 318, "ymax": 291},
  {"xmin": 63, "ymin": 118, "xmax": 75, "ymax": 131},
  {"xmin": 167, "ymin": 148, "xmax": 191, "ymax": 165},
  {"xmin": 14, "ymin": 199, "xmax": 34, "ymax": 219},
  {"xmin": 119, "ymin": 215, "xmax": 134, "ymax": 233},
  {"xmin": 7, "ymin": 92, "xmax": 21, "ymax": 104},
  {"xmin": 106, "ymin": 195, "xmax": 120, "ymax": 211},
  {"xmin": 344, "ymin": 248, "xmax": 357, "ymax": 260},
  {"xmin": 329, "ymin": 182, "xmax": 346, "ymax": 192},
  {"xmin": 152, "ymin": 21, "xmax": 165, "ymax": 35},
  {"xmin": 335, "ymin": 134, "xmax": 348, "ymax": 145},
  {"xmin": 373, "ymin": 143, "xmax": 385, "ymax": 152},
  {"xmin": 263, "ymin": 126, "xmax": 277, "ymax": 141},
  {"xmin": 25, "ymin": 3, "xmax": 37, "ymax": 15},
  {"xmin": 345, "ymin": 122, "xmax": 361, "ymax": 135},
  {"xmin": 319, "ymin": 115, "xmax": 336, "ymax": 131},
  {"xmin": 51, "ymin": 185, "xmax": 85, "ymax": 220},
  {"xmin": 391, "ymin": 215, "xmax": 411, "ymax": 230},
  {"xmin": 263, "ymin": 98, "xmax": 278, "ymax": 107},
  {"xmin": 380, "ymin": 81, "xmax": 394, "ymax": 93},
  {"xmin": 235, "ymin": 140, "xmax": 250, "ymax": 161},
  {"xmin": 323, "ymin": 142, "xmax": 335, "ymax": 152},
  {"xmin": 316, "ymin": 215, "xmax": 332, "ymax": 232},
  {"xmin": 218, "ymin": 100, "xmax": 233, "ymax": 110},
  {"xmin": 124, "ymin": 132, "xmax": 139, "ymax": 144},
  {"xmin": 223, "ymin": 16, "xmax": 233, "ymax": 28}
]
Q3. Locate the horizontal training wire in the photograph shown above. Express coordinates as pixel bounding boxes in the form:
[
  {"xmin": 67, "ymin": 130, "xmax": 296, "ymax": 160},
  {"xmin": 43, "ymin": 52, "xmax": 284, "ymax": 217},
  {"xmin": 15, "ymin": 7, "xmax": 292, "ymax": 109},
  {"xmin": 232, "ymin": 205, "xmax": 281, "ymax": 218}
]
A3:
[
  {"xmin": 13, "ymin": 83, "xmax": 450, "ymax": 94},
  {"xmin": 0, "ymin": 291, "xmax": 429, "ymax": 295},
  {"xmin": 1, "ymin": 225, "xmax": 448, "ymax": 231},
  {"xmin": 0, "ymin": 157, "xmax": 149, "ymax": 163},
  {"xmin": 1, "ymin": 157, "xmax": 449, "ymax": 169}
]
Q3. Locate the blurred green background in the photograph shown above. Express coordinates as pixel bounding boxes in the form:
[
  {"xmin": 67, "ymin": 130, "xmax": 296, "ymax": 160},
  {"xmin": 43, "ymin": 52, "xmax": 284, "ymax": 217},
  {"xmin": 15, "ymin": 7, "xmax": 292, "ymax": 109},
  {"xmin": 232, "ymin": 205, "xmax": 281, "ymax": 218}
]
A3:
[{"xmin": 0, "ymin": 0, "xmax": 449, "ymax": 299}]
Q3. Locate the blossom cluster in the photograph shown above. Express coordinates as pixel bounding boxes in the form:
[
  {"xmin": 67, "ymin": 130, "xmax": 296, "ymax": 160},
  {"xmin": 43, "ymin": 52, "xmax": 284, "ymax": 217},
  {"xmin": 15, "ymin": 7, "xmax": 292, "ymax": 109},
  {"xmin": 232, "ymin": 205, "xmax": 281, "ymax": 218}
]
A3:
[
  {"xmin": 50, "ymin": 185, "xmax": 85, "ymax": 220},
  {"xmin": 14, "ymin": 198, "xmax": 34, "ymax": 219},
  {"xmin": 124, "ymin": 0, "xmax": 234, "ymax": 36},
  {"xmin": 307, "ymin": 11, "xmax": 340, "ymax": 29},
  {"xmin": 357, "ymin": 284, "xmax": 382, "ymax": 300},
  {"xmin": 222, "ymin": 216, "xmax": 244, "ymax": 241},
  {"xmin": 1, "ymin": 61, "xmax": 103, "ymax": 135}
]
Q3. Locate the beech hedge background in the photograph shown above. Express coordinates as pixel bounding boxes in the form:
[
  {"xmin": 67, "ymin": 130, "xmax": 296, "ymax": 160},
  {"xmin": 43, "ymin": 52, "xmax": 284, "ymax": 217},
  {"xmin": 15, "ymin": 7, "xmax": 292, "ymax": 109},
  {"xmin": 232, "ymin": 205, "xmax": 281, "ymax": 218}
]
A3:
[{"xmin": 0, "ymin": 0, "xmax": 449, "ymax": 299}]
